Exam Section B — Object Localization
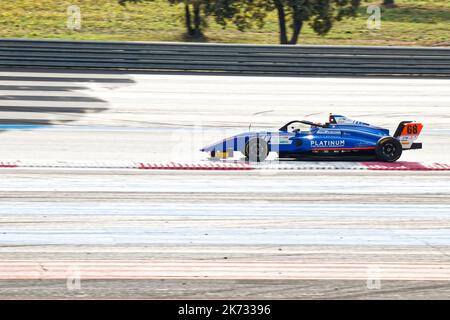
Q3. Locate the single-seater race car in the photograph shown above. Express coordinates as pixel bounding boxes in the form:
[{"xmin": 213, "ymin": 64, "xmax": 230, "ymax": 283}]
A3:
[{"xmin": 201, "ymin": 114, "xmax": 423, "ymax": 162}]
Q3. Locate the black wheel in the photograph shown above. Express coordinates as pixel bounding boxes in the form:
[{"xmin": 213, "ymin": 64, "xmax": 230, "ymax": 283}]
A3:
[
  {"xmin": 245, "ymin": 138, "xmax": 269, "ymax": 162},
  {"xmin": 375, "ymin": 137, "xmax": 402, "ymax": 162}
]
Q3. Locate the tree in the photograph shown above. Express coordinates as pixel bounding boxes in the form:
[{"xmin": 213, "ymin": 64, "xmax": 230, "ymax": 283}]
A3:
[
  {"xmin": 224, "ymin": 0, "xmax": 362, "ymax": 45},
  {"xmin": 120, "ymin": 0, "xmax": 237, "ymax": 39},
  {"xmin": 169, "ymin": 0, "xmax": 204, "ymax": 38},
  {"xmin": 119, "ymin": 0, "xmax": 363, "ymax": 45},
  {"xmin": 382, "ymin": 0, "xmax": 397, "ymax": 8}
]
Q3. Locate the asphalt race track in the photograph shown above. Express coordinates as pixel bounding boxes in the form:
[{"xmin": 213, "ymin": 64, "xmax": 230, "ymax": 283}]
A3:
[{"xmin": 0, "ymin": 68, "xmax": 450, "ymax": 299}]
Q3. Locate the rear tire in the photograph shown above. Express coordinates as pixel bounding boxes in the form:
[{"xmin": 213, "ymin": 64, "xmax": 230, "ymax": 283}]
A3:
[
  {"xmin": 375, "ymin": 137, "xmax": 402, "ymax": 162},
  {"xmin": 245, "ymin": 138, "xmax": 269, "ymax": 162}
]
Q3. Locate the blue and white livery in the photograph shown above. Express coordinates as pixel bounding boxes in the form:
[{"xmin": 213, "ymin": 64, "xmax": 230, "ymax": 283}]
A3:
[{"xmin": 201, "ymin": 114, "xmax": 423, "ymax": 162}]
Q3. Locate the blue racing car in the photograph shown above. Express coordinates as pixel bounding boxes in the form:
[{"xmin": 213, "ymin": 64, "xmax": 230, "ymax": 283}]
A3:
[{"xmin": 201, "ymin": 114, "xmax": 423, "ymax": 162}]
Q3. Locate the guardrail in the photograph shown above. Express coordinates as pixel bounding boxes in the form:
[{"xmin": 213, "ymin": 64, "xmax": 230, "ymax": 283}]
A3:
[{"xmin": 1, "ymin": 38, "xmax": 450, "ymax": 77}]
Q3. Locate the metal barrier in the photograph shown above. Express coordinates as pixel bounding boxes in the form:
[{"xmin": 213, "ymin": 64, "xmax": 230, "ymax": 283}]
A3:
[{"xmin": 1, "ymin": 38, "xmax": 450, "ymax": 76}]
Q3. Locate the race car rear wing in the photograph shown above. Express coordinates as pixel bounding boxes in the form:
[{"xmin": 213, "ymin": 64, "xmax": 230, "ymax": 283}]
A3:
[{"xmin": 394, "ymin": 121, "xmax": 423, "ymax": 150}]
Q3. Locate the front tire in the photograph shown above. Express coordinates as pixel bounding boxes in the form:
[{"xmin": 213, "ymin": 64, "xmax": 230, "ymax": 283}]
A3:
[
  {"xmin": 245, "ymin": 138, "xmax": 269, "ymax": 162},
  {"xmin": 375, "ymin": 137, "xmax": 402, "ymax": 162}
]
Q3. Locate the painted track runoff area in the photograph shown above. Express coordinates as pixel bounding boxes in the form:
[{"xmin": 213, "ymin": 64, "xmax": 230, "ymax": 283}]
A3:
[{"xmin": 0, "ymin": 68, "xmax": 450, "ymax": 298}]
